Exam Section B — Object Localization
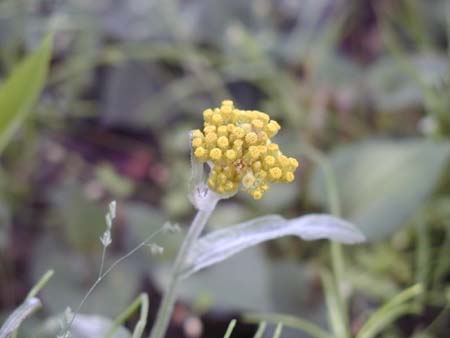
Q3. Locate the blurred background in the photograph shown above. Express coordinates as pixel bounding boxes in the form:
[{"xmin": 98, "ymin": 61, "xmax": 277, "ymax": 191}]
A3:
[{"xmin": 1, "ymin": 0, "xmax": 450, "ymax": 337}]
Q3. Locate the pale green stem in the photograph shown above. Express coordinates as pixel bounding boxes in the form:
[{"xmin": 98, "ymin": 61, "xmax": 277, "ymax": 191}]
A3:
[
  {"xmin": 149, "ymin": 202, "xmax": 218, "ymax": 338},
  {"xmin": 299, "ymin": 143, "xmax": 349, "ymax": 338}
]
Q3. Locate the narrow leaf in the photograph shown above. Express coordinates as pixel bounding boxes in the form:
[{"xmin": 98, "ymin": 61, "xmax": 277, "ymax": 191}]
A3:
[
  {"xmin": 244, "ymin": 313, "xmax": 331, "ymax": 338},
  {"xmin": 0, "ymin": 298, "xmax": 42, "ymax": 338},
  {"xmin": 356, "ymin": 284, "xmax": 423, "ymax": 338},
  {"xmin": 181, "ymin": 214, "xmax": 364, "ymax": 277},
  {"xmin": 321, "ymin": 270, "xmax": 347, "ymax": 338},
  {"xmin": 223, "ymin": 319, "xmax": 237, "ymax": 338},
  {"xmin": 0, "ymin": 34, "xmax": 52, "ymax": 153},
  {"xmin": 252, "ymin": 322, "xmax": 267, "ymax": 338},
  {"xmin": 271, "ymin": 323, "xmax": 283, "ymax": 338}
]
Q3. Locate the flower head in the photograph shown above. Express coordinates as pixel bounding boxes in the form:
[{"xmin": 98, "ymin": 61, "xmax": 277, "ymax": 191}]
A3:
[{"xmin": 191, "ymin": 100, "xmax": 299, "ymax": 199}]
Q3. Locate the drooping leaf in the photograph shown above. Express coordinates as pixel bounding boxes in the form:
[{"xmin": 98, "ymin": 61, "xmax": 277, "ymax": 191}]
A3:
[
  {"xmin": 181, "ymin": 214, "xmax": 364, "ymax": 277},
  {"xmin": 309, "ymin": 140, "xmax": 450, "ymax": 240},
  {"xmin": 0, "ymin": 298, "xmax": 41, "ymax": 338},
  {"xmin": 0, "ymin": 34, "xmax": 52, "ymax": 153}
]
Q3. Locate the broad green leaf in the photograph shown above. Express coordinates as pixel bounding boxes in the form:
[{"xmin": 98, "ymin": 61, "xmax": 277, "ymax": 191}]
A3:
[
  {"xmin": 309, "ymin": 140, "xmax": 450, "ymax": 240},
  {"xmin": 181, "ymin": 214, "xmax": 364, "ymax": 277},
  {"xmin": 0, "ymin": 298, "xmax": 41, "ymax": 338},
  {"xmin": 0, "ymin": 34, "xmax": 52, "ymax": 153}
]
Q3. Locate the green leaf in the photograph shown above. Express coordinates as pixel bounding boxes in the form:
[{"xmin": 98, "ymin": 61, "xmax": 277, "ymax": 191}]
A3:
[
  {"xmin": 355, "ymin": 284, "xmax": 423, "ymax": 338},
  {"xmin": 222, "ymin": 319, "xmax": 237, "ymax": 338},
  {"xmin": 181, "ymin": 214, "xmax": 364, "ymax": 278},
  {"xmin": 309, "ymin": 140, "xmax": 450, "ymax": 240},
  {"xmin": 0, "ymin": 34, "xmax": 52, "ymax": 153},
  {"xmin": 244, "ymin": 313, "xmax": 331, "ymax": 338}
]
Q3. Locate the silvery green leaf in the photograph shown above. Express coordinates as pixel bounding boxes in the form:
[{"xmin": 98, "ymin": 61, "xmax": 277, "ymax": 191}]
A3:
[
  {"xmin": 181, "ymin": 214, "xmax": 365, "ymax": 278},
  {"xmin": 0, "ymin": 297, "xmax": 41, "ymax": 338}
]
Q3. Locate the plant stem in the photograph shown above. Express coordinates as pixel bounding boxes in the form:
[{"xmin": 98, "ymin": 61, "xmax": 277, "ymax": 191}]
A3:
[
  {"xmin": 299, "ymin": 143, "xmax": 349, "ymax": 338},
  {"xmin": 149, "ymin": 203, "xmax": 217, "ymax": 338}
]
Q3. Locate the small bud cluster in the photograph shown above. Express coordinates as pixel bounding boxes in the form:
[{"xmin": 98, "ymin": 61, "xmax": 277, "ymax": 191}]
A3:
[
  {"xmin": 191, "ymin": 100, "xmax": 299, "ymax": 199},
  {"xmin": 100, "ymin": 200, "xmax": 116, "ymax": 247}
]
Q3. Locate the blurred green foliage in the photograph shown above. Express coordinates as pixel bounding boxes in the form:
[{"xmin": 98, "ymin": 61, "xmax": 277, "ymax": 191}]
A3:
[{"xmin": 1, "ymin": 0, "xmax": 450, "ymax": 337}]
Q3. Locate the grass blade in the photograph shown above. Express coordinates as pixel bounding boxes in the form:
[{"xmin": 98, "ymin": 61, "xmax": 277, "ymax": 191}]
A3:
[
  {"xmin": 252, "ymin": 322, "xmax": 267, "ymax": 338},
  {"xmin": 105, "ymin": 293, "xmax": 149, "ymax": 338},
  {"xmin": 271, "ymin": 323, "xmax": 283, "ymax": 338},
  {"xmin": 0, "ymin": 34, "xmax": 52, "ymax": 153},
  {"xmin": 223, "ymin": 319, "xmax": 237, "ymax": 338},
  {"xmin": 356, "ymin": 284, "xmax": 423, "ymax": 338},
  {"xmin": 244, "ymin": 313, "xmax": 331, "ymax": 338}
]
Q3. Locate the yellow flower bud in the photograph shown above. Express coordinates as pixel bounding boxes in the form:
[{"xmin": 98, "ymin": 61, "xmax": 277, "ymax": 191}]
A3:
[
  {"xmin": 248, "ymin": 145, "xmax": 260, "ymax": 159},
  {"xmin": 267, "ymin": 143, "xmax": 279, "ymax": 153},
  {"xmin": 285, "ymin": 172, "xmax": 295, "ymax": 182},
  {"xmin": 209, "ymin": 148, "xmax": 222, "ymax": 161},
  {"xmin": 217, "ymin": 173, "xmax": 227, "ymax": 184},
  {"xmin": 266, "ymin": 121, "xmax": 280, "ymax": 136},
  {"xmin": 259, "ymin": 131, "xmax": 268, "ymax": 143},
  {"xmin": 252, "ymin": 161, "xmax": 262, "ymax": 171},
  {"xmin": 258, "ymin": 170, "xmax": 267, "ymax": 179},
  {"xmin": 224, "ymin": 181, "xmax": 237, "ymax": 192},
  {"xmin": 242, "ymin": 172, "xmax": 256, "ymax": 189},
  {"xmin": 217, "ymin": 136, "xmax": 229, "ymax": 148},
  {"xmin": 289, "ymin": 157, "xmax": 299, "ymax": 169},
  {"xmin": 225, "ymin": 149, "xmax": 237, "ymax": 161},
  {"xmin": 241, "ymin": 123, "xmax": 252, "ymax": 133},
  {"xmin": 194, "ymin": 147, "xmax": 206, "ymax": 158},
  {"xmin": 217, "ymin": 125, "xmax": 228, "ymax": 136},
  {"xmin": 245, "ymin": 132, "xmax": 258, "ymax": 145},
  {"xmin": 191, "ymin": 138, "xmax": 203, "ymax": 148},
  {"xmin": 251, "ymin": 119, "xmax": 264, "ymax": 130},
  {"xmin": 222, "ymin": 100, "xmax": 233, "ymax": 107},
  {"xmin": 207, "ymin": 178, "xmax": 216, "ymax": 188},
  {"xmin": 257, "ymin": 145, "xmax": 267, "ymax": 154},
  {"xmin": 192, "ymin": 129, "xmax": 204, "ymax": 138},
  {"xmin": 205, "ymin": 132, "xmax": 217, "ymax": 145},
  {"xmin": 269, "ymin": 167, "xmax": 282, "ymax": 179},
  {"xmin": 278, "ymin": 155, "xmax": 290, "ymax": 168},
  {"xmin": 264, "ymin": 155, "xmax": 275, "ymax": 167},
  {"xmin": 252, "ymin": 190, "xmax": 263, "ymax": 200},
  {"xmin": 204, "ymin": 125, "xmax": 216, "ymax": 134},
  {"xmin": 212, "ymin": 114, "xmax": 223, "ymax": 125},
  {"xmin": 232, "ymin": 127, "xmax": 245, "ymax": 139},
  {"xmin": 203, "ymin": 109, "xmax": 213, "ymax": 121}
]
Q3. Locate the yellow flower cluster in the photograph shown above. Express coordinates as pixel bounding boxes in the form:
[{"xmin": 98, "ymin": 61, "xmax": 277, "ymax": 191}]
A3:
[{"xmin": 191, "ymin": 100, "xmax": 299, "ymax": 199}]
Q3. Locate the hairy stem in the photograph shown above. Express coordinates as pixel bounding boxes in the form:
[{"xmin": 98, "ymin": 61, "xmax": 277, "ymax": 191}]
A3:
[{"xmin": 149, "ymin": 202, "xmax": 218, "ymax": 338}]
